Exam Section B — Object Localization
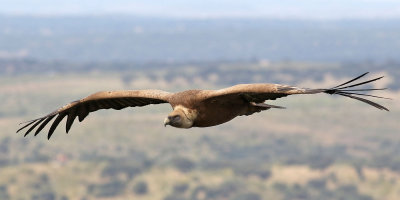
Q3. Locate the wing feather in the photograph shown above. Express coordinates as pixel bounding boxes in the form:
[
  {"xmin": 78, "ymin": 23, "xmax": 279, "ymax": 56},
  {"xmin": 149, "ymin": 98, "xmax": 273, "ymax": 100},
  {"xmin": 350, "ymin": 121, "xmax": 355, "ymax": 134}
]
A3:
[
  {"xmin": 201, "ymin": 83, "xmax": 309, "ymax": 103},
  {"xmin": 78, "ymin": 104, "xmax": 89, "ymax": 122},
  {"xmin": 35, "ymin": 115, "xmax": 56, "ymax": 136},
  {"xmin": 48, "ymin": 113, "xmax": 67, "ymax": 139},
  {"xmin": 17, "ymin": 120, "xmax": 37, "ymax": 134},
  {"xmin": 23, "ymin": 118, "xmax": 45, "ymax": 137},
  {"xmin": 87, "ymin": 102, "xmax": 98, "ymax": 112},
  {"xmin": 18, "ymin": 90, "xmax": 171, "ymax": 139},
  {"xmin": 200, "ymin": 73, "xmax": 388, "ymax": 111},
  {"xmin": 65, "ymin": 107, "xmax": 77, "ymax": 133}
]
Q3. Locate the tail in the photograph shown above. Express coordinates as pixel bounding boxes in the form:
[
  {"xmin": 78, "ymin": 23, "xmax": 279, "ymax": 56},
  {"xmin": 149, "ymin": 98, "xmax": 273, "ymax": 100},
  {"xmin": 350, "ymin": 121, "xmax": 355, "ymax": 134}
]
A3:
[{"xmin": 323, "ymin": 72, "xmax": 390, "ymax": 111}]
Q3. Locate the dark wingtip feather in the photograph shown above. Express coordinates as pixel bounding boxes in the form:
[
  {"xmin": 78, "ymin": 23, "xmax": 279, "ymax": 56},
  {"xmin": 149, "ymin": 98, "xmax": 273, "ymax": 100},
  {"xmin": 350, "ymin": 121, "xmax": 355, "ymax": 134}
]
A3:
[
  {"xmin": 17, "ymin": 120, "xmax": 37, "ymax": 133},
  {"xmin": 336, "ymin": 76, "xmax": 384, "ymax": 90},
  {"xmin": 19, "ymin": 119, "xmax": 38, "ymax": 126},
  {"xmin": 338, "ymin": 93, "xmax": 389, "ymax": 111},
  {"xmin": 34, "ymin": 115, "xmax": 56, "ymax": 136},
  {"xmin": 340, "ymin": 88, "xmax": 387, "ymax": 92},
  {"xmin": 332, "ymin": 72, "xmax": 369, "ymax": 89},
  {"xmin": 337, "ymin": 91, "xmax": 392, "ymax": 100},
  {"xmin": 47, "ymin": 113, "xmax": 67, "ymax": 139},
  {"xmin": 78, "ymin": 104, "xmax": 89, "ymax": 122},
  {"xmin": 326, "ymin": 73, "xmax": 390, "ymax": 111},
  {"xmin": 66, "ymin": 108, "xmax": 77, "ymax": 133},
  {"xmin": 23, "ymin": 118, "xmax": 46, "ymax": 137}
]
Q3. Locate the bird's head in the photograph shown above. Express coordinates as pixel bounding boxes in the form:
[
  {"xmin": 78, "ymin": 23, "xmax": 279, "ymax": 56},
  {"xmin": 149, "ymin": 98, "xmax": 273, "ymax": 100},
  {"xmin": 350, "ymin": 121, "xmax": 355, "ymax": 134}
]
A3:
[{"xmin": 164, "ymin": 106, "xmax": 196, "ymax": 128}]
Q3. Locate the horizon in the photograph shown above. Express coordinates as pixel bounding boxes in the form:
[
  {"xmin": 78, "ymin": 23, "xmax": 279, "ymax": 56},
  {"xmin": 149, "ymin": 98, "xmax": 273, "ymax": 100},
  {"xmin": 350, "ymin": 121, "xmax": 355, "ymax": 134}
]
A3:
[{"xmin": 1, "ymin": 0, "xmax": 400, "ymax": 20}]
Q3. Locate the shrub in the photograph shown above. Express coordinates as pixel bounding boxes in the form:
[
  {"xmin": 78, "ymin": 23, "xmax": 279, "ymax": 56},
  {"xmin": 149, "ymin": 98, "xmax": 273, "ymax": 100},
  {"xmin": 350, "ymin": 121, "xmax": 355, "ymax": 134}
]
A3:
[
  {"xmin": 133, "ymin": 181, "xmax": 148, "ymax": 195},
  {"xmin": 173, "ymin": 183, "xmax": 189, "ymax": 194},
  {"xmin": 88, "ymin": 180, "xmax": 126, "ymax": 198},
  {"xmin": 171, "ymin": 157, "xmax": 195, "ymax": 173},
  {"xmin": 233, "ymin": 192, "xmax": 261, "ymax": 200}
]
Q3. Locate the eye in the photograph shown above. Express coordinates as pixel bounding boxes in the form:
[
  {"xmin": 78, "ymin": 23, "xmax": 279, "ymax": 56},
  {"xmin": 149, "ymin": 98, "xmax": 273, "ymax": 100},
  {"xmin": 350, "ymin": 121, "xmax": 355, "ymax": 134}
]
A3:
[{"xmin": 168, "ymin": 115, "xmax": 181, "ymax": 121}]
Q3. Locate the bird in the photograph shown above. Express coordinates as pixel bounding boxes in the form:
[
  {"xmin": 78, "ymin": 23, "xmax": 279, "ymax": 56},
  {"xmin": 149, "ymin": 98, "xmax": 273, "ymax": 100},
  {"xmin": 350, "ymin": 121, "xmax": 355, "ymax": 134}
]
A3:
[{"xmin": 17, "ymin": 72, "xmax": 389, "ymax": 139}]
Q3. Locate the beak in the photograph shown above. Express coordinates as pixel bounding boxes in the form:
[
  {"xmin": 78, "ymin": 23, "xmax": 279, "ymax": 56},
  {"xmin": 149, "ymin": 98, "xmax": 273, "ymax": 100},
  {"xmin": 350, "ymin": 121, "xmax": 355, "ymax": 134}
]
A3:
[{"xmin": 164, "ymin": 118, "xmax": 170, "ymax": 127}]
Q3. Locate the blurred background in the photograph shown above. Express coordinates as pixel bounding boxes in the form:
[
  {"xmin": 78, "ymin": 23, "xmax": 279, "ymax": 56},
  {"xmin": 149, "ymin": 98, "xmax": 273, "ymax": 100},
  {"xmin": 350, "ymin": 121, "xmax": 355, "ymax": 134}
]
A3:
[{"xmin": 1, "ymin": 1, "xmax": 400, "ymax": 200}]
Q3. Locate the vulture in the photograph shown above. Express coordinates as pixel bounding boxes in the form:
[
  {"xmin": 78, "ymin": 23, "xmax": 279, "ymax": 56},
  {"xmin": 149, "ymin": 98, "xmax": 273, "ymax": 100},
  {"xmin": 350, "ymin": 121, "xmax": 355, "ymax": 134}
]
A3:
[{"xmin": 17, "ymin": 72, "xmax": 389, "ymax": 139}]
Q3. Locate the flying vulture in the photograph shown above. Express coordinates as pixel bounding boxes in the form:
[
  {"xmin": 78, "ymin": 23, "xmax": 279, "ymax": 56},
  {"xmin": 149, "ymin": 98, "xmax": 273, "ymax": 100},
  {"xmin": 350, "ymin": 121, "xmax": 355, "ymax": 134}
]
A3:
[{"xmin": 17, "ymin": 72, "xmax": 389, "ymax": 139}]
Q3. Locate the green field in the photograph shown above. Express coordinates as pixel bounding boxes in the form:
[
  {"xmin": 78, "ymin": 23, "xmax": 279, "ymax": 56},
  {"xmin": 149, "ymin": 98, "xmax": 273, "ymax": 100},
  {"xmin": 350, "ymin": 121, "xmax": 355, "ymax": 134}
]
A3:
[{"xmin": 0, "ymin": 63, "xmax": 399, "ymax": 200}]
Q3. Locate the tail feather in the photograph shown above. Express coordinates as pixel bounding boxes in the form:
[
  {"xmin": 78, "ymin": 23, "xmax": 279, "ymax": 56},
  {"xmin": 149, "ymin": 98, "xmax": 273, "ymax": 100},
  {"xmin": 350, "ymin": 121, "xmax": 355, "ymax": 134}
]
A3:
[{"xmin": 324, "ymin": 72, "xmax": 390, "ymax": 111}]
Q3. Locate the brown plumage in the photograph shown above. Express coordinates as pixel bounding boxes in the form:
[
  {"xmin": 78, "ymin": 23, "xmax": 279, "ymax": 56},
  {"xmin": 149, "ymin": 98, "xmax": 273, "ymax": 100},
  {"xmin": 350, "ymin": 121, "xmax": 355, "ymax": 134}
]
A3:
[{"xmin": 17, "ymin": 72, "xmax": 389, "ymax": 139}]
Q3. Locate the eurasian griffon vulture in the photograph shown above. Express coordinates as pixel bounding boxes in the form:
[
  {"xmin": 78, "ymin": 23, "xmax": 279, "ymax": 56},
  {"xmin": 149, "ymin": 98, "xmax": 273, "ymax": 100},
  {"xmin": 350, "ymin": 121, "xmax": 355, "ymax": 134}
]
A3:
[{"xmin": 17, "ymin": 72, "xmax": 389, "ymax": 139}]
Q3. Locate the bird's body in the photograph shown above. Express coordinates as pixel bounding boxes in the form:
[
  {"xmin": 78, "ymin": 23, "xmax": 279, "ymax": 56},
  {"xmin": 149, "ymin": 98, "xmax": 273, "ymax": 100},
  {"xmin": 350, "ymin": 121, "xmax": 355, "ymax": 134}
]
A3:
[
  {"xmin": 17, "ymin": 72, "xmax": 389, "ymax": 139},
  {"xmin": 193, "ymin": 98, "xmax": 244, "ymax": 127},
  {"xmin": 171, "ymin": 91, "xmax": 240, "ymax": 127},
  {"xmin": 167, "ymin": 89, "xmax": 248, "ymax": 127}
]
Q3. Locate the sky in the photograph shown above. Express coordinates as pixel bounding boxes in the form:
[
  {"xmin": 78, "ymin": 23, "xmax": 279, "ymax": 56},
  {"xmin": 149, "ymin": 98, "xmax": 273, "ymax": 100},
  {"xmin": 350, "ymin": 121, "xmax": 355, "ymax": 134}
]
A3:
[{"xmin": 1, "ymin": 0, "xmax": 400, "ymax": 19}]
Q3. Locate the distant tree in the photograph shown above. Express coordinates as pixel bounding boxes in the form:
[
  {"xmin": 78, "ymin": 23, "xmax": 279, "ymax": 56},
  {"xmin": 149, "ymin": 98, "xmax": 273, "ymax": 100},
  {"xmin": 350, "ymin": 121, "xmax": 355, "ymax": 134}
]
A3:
[
  {"xmin": 233, "ymin": 192, "xmax": 261, "ymax": 200},
  {"xmin": 173, "ymin": 183, "xmax": 189, "ymax": 194},
  {"xmin": 88, "ymin": 180, "xmax": 126, "ymax": 198},
  {"xmin": 233, "ymin": 165, "xmax": 271, "ymax": 179},
  {"xmin": 0, "ymin": 158, "xmax": 8, "ymax": 167},
  {"xmin": 336, "ymin": 185, "xmax": 373, "ymax": 200},
  {"xmin": 273, "ymin": 183, "xmax": 288, "ymax": 192},
  {"xmin": 284, "ymin": 184, "xmax": 309, "ymax": 200},
  {"xmin": 327, "ymin": 172, "xmax": 338, "ymax": 183},
  {"xmin": 190, "ymin": 186, "xmax": 208, "ymax": 200},
  {"xmin": 60, "ymin": 195, "xmax": 69, "ymax": 200},
  {"xmin": 0, "ymin": 137, "xmax": 10, "ymax": 154},
  {"xmin": 353, "ymin": 164, "xmax": 365, "ymax": 181},
  {"xmin": 101, "ymin": 162, "xmax": 142, "ymax": 179},
  {"xmin": 133, "ymin": 181, "xmax": 148, "ymax": 195},
  {"xmin": 171, "ymin": 157, "xmax": 195, "ymax": 173},
  {"xmin": 190, "ymin": 180, "xmax": 245, "ymax": 200},
  {"xmin": 307, "ymin": 178, "xmax": 327, "ymax": 190},
  {"xmin": 337, "ymin": 185, "xmax": 358, "ymax": 194},
  {"xmin": 25, "ymin": 150, "xmax": 50, "ymax": 163},
  {"xmin": 31, "ymin": 192, "xmax": 56, "ymax": 200},
  {"xmin": 0, "ymin": 185, "xmax": 9, "ymax": 200},
  {"xmin": 164, "ymin": 194, "xmax": 186, "ymax": 200},
  {"xmin": 39, "ymin": 173, "xmax": 49, "ymax": 184},
  {"xmin": 307, "ymin": 154, "xmax": 334, "ymax": 170}
]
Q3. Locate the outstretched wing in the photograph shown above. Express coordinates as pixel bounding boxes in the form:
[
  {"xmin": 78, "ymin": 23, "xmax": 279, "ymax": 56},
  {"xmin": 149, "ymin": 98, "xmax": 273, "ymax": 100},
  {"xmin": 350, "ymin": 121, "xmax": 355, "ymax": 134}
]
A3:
[
  {"xmin": 200, "ymin": 72, "xmax": 389, "ymax": 111},
  {"xmin": 200, "ymin": 83, "xmax": 315, "ymax": 103},
  {"xmin": 17, "ymin": 90, "xmax": 172, "ymax": 139}
]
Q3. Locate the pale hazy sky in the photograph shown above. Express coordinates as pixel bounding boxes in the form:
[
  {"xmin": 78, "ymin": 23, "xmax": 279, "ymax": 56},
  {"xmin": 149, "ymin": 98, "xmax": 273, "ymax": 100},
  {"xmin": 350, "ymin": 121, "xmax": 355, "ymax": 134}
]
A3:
[{"xmin": 1, "ymin": 0, "xmax": 400, "ymax": 19}]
